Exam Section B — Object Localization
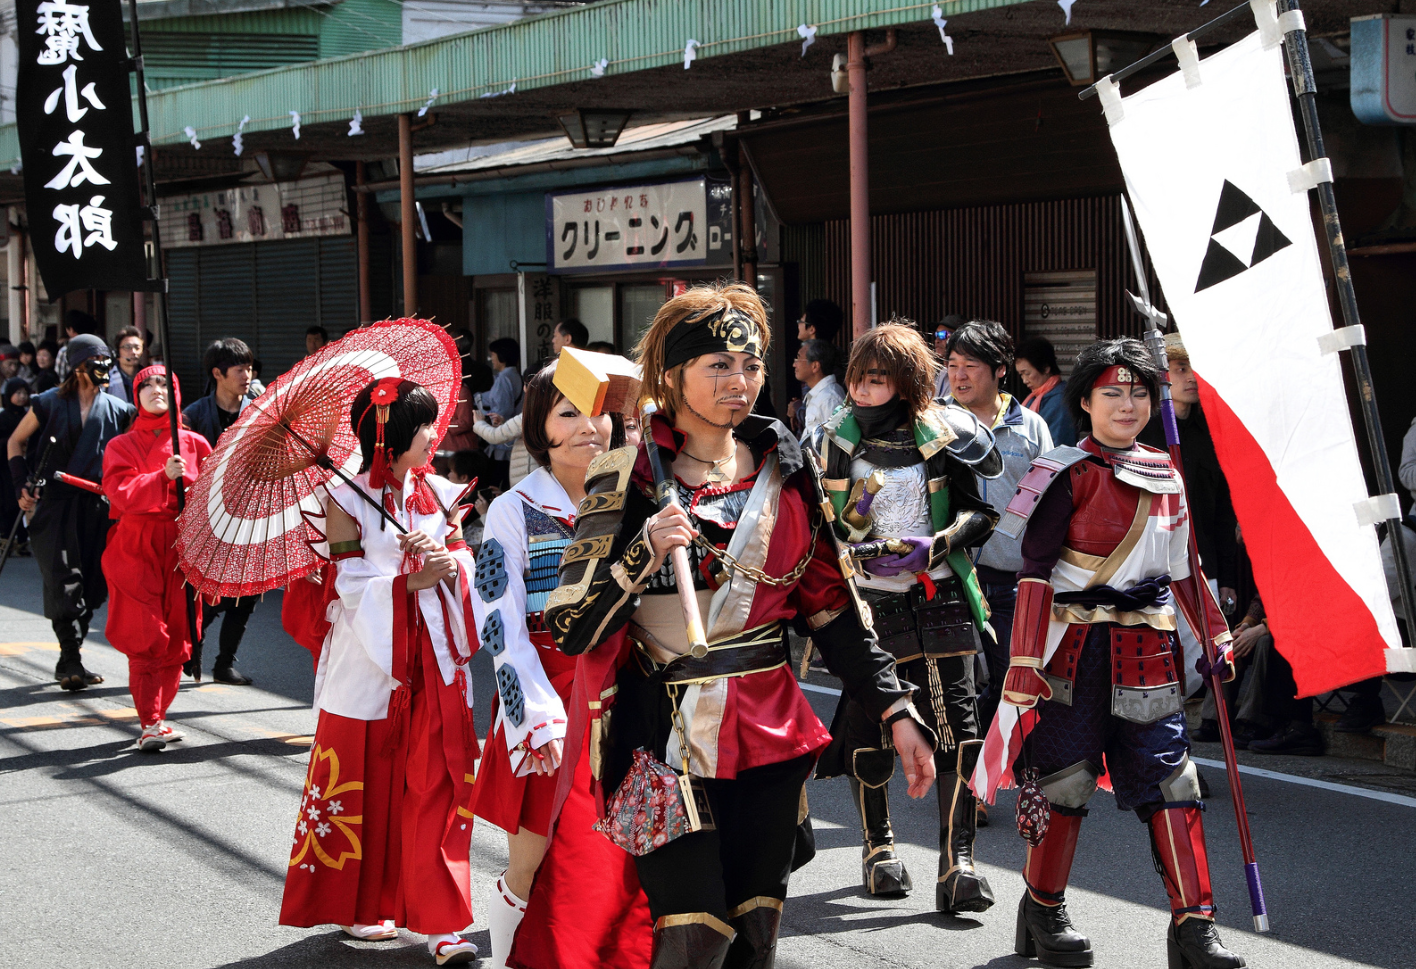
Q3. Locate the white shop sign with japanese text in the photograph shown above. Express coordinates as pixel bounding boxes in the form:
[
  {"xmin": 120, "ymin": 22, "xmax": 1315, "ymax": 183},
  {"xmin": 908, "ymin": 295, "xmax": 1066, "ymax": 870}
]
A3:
[
  {"xmin": 158, "ymin": 172, "xmax": 350, "ymax": 249},
  {"xmin": 546, "ymin": 177, "xmax": 707, "ymax": 273}
]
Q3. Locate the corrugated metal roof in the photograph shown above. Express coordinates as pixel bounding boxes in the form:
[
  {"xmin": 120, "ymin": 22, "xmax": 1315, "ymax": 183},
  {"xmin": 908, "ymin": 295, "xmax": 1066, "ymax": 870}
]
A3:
[
  {"xmin": 0, "ymin": 0, "xmax": 1033, "ymax": 166},
  {"xmin": 416, "ymin": 115, "xmax": 736, "ymax": 174}
]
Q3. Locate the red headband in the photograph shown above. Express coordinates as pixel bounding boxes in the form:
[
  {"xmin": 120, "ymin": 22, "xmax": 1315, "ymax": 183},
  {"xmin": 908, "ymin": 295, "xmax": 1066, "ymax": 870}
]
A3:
[{"xmin": 1095, "ymin": 364, "xmax": 1139, "ymax": 388}]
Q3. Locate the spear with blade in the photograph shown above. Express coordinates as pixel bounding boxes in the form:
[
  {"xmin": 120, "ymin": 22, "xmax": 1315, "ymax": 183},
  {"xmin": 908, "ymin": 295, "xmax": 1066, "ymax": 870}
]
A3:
[{"xmin": 1120, "ymin": 194, "xmax": 1268, "ymax": 933}]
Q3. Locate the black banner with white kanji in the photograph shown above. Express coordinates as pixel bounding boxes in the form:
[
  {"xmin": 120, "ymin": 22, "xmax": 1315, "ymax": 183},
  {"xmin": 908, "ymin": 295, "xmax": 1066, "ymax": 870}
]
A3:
[{"xmin": 16, "ymin": 0, "xmax": 150, "ymax": 298}]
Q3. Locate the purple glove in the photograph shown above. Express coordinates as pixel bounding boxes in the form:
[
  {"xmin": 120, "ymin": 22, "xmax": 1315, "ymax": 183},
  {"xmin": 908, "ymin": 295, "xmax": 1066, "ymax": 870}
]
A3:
[
  {"xmin": 1195, "ymin": 643, "xmax": 1235, "ymax": 680},
  {"xmin": 862, "ymin": 536, "xmax": 932, "ymax": 577}
]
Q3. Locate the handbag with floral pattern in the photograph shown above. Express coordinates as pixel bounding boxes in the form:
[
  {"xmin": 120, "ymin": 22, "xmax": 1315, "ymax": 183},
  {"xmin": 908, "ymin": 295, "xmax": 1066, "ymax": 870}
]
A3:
[{"xmin": 595, "ymin": 747, "xmax": 706, "ymax": 856}]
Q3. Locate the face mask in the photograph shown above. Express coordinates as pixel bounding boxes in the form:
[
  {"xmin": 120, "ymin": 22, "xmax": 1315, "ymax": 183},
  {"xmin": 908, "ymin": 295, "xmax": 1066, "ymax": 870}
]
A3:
[{"xmin": 82, "ymin": 357, "xmax": 112, "ymax": 387}]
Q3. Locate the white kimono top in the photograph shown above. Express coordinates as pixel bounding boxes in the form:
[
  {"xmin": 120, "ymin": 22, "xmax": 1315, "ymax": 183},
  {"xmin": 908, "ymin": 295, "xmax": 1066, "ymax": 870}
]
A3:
[
  {"xmin": 470, "ymin": 467, "xmax": 573, "ymax": 776},
  {"xmin": 311, "ymin": 469, "xmax": 477, "ymax": 721}
]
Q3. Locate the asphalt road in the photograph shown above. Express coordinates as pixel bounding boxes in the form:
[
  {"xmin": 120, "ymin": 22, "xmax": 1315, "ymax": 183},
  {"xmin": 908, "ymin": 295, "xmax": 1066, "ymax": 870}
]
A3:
[{"xmin": 2, "ymin": 554, "xmax": 1413, "ymax": 969}]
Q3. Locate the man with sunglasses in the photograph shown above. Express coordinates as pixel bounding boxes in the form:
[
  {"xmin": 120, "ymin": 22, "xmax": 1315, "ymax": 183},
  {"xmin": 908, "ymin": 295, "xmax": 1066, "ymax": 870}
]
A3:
[{"xmin": 8, "ymin": 335, "xmax": 134, "ymax": 690}]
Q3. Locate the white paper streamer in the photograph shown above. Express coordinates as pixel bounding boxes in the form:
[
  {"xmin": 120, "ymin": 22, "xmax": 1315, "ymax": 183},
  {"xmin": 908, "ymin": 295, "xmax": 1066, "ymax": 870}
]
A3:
[
  {"xmin": 348, "ymin": 109, "xmax": 364, "ymax": 136},
  {"xmin": 684, "ymin": 39, "xmax": 699, "ymax": 70},
  {"xmin": 478, "ymin": 80, "xmax": 516, "ymax": 98},
  {"xmin": 931, "ymin": 5, "xmax": 954, "ymax": 54},
  {"xmin": 1058, "ymin": 0, "xmax": 1077, "ymax": 26},
  {"xmin": 290, "ymin": 111, "xmax": 301, "ymax": 140},
  {"xmin": 232, "ymin": 114, "xmax": 250, "ymax": 156},
  {"xmin": 797, "ymin": 24, "xmax": 816, "ymax": 57},
  {"xmin": 590, "ymin": 57, "xmax": 608, "ymax": 77},
  {"xmin": 418, "ymin": 87, "xmax": 438, "ymax": 118},
  {"xmin": 184, "ymin": 125, "xmax": 201, "ymax": 150}
]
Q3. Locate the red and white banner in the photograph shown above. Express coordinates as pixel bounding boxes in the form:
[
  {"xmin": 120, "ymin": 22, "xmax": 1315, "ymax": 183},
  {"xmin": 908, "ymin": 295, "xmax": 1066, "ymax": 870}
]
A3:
[{"xmin": 1099, "ymin": 17, "xmax": 1411, "ymax": 694}]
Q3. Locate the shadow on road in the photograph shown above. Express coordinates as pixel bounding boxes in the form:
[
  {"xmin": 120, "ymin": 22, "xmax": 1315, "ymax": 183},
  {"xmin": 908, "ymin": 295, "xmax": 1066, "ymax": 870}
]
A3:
[{"xmin": 208, "ymin": 927, "xmax": 492, "ymax": 968}]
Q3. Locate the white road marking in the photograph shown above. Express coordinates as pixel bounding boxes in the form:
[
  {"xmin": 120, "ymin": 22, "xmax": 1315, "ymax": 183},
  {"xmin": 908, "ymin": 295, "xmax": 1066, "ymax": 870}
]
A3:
[
  {"xmin": 1192, "ymin": 756, "xmax": 1416, "ymax": 809},
  {"xmin": 798, "ymin": 681, "xmax": 1416, "ymax": 808}
]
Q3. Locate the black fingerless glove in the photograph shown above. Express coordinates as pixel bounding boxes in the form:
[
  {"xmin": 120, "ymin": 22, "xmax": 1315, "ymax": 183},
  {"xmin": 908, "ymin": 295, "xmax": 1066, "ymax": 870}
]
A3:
[{"xmin": 9, "ymin": 456, "xmax": 29, "ymax": 501}]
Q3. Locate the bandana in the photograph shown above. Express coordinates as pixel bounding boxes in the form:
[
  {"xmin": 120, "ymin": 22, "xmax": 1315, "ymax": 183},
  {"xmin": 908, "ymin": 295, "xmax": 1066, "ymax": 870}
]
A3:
[
  {"xmin": 132, "ymin": 366, "xmax": 182, "ymax": 432},
  {"xmin": 663, "ymin": 306, "xmax": 762, "ymax": 370}
]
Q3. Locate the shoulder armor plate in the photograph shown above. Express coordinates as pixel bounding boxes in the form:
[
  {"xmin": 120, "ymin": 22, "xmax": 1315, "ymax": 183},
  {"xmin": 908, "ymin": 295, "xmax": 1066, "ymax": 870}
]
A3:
[{"xmin": 995, "ymin": 445, "xmax": 1091, "ymax": 540}]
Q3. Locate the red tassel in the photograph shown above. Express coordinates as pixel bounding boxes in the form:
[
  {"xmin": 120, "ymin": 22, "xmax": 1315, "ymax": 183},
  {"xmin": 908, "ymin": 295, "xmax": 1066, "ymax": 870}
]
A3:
[
  {"xmin": 384, "ymin": 685, "xmax": 411, "ymax": 753},
  {"xmin": 917, "ymin": 572, "xmax": 938, "ymax": 601},
  {"xmin": 455, "ymin": 667, "xmax": 473, "ymax": 742}
]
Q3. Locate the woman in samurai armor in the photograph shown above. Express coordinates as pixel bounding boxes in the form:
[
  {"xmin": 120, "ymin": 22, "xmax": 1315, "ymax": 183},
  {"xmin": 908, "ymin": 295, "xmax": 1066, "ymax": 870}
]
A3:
[
  {"xmin": 977, "ymin": 338, "xmax": 1244, "ymax": 969},
  {"xmin": 468, "ymin": 360, "xmax": 617, "ymax": 969},
  {"xmin": 517, "ymin": 282, "xmax": 937, "ymax": 969},
  {"xmin": 808, "ymin": 322, "xmax": 1003, "ymax": 913},
  {"xmin": 278, "ymin": 377, "xmax": 481, "ymax": 966},
  {"xmin": 100, "ymin": 367, "xmax": 210, "ymax": 751}
]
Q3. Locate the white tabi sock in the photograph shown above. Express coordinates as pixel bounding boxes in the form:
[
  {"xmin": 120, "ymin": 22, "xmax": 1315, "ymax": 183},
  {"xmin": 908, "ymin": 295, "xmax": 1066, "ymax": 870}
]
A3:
[{"xmin": 486, "ymin": 873, "xmax": 528, "ymax": 969}]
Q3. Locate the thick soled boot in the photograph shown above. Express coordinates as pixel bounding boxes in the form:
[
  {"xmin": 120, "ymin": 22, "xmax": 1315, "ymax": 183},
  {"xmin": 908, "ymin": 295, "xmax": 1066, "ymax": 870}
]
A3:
[
  {"xmin": 1167, "ymin": 919, "xmax": 1246, "ymax": 969},
  {"xmin": 1149, "ymin": 807, "xmax": 1245, "ymax": 969},
  {"xmin": 1015, "ymin": 811, "xmax": 1092, "ymax": 967},
  {"xmin": 850, "ymin": 778, "xmax": 912, "ymax": 897},
  {"xmin": 55, "ymin": 643, "xmax": 88, "ymax": 692},
  {"xmin": 937, "ymin": 739, "xmax": 994, "ymax": 914},
  {"xmin": 725, "ymin": 897, "xmax": 782, "ymax": 969},
  {"xmin": 650, "ymin": 914, "xmax": 734, "ymax": 969}
]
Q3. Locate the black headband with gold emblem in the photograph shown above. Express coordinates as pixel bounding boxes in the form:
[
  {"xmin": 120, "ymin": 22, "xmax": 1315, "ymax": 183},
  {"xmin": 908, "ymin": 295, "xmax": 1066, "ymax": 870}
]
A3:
[{"xmin": 663, "ymin": 306, "xmax": 763, "ymax": 370}]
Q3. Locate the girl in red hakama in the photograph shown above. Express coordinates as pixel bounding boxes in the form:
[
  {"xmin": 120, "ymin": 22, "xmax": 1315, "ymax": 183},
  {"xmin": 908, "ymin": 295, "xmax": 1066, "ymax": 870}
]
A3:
[
  {"xmin": 465, "ymin": 361, "xmax": 615, "ymax": 969},
  {"xmin": 101, "ymin": 366, "xmax": 210, "ymax": 751},
  {"xmin": 278, "ymin": 378, "xmax": 481, "ymax": 966}
]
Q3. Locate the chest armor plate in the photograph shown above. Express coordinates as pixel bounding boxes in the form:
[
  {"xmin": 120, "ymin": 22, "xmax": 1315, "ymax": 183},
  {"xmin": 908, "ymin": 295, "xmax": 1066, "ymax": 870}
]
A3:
[
  {"xmin": 1065, "ymin": 461, "xmax": 1143, "ymax": 558},
  {"xmin": 850, "ymin": 456, "xmax": 930, "ymax": 538}
]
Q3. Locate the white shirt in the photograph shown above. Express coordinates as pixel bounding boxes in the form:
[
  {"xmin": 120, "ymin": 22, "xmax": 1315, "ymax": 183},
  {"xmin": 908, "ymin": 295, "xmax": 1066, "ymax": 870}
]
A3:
[{"xmin": 799, "ymin": 374, "xmax": 846, "ymax": 442}]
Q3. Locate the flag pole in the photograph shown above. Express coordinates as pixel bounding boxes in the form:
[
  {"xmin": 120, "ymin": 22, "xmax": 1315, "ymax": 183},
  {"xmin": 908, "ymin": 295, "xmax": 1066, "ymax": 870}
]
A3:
[
  {"xmin": 1120, "ymin": 196, "xmax": 1269, "ymax": 933},
  {"xmin": 125, "ymin": 0, "xmax": 205, "ymax": 680},
  {"xmin": 1276, "ymin": 0, "xmax": 1416, "ymax": 638}
]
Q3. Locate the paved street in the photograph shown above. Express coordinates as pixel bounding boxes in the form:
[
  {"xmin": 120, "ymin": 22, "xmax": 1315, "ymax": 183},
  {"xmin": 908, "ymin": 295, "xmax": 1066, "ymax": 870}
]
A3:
[{"xmin": 2, "ymin": 554, "xmax": 1412, "ymax": 969}]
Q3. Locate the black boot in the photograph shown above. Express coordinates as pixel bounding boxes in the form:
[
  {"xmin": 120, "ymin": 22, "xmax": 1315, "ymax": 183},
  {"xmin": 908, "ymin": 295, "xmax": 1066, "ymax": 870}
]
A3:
[
  {"xmin": 213, "ymin": 662, "xmax": 253, "ymax": 685},
  {"xmin": 850, "ymin": 778, "xmax": 912, "ymax": 897},
  {"xmin": 725, "ymin": 898, "xmax": 781, "ymax": 969},
  {"xmin": 55, "ymin": 643, "xmax": 88, "ymax": 692},
  {"xmin": 650, "ymin": 914, "xmax": 734, "ymax": 969},
  {"xmin": 1016, "ymin": 893, "xmax": 1093, "ymax": 968},
  {"xmin": 1167, "ymin": 918, "xmax": 1246, "ymax": 969},
  {"xmin": 937, "ymin": 739, "xmax": 994, "ymax": 914},
  {"xmin": 213, "ymin": 646, "xmax": 253, "ymax": 685}
]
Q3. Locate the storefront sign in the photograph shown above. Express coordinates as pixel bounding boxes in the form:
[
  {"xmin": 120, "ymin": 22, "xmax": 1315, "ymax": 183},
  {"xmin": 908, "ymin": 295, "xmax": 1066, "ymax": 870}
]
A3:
[
  {"xmin": 1351, "ymin": 15, "xmax": 1416, "ymax": 125},
  {"xmin": 518, "ymin": 272, "xmax": 559, "ymax": 369},
  {"xmin": 16, "ymin": 0, "xmax": 151, "ymax": 295},
  {"xmin": 1023, "ymin": 269, "xmax": 1097, "ymax": 376},
  {"xmin": 546, "ymin": 177, "xmax": 712, "ymax": 274},
  {"xmin": 158, "ymin": 172, "xmax": 350, "ymax": 249}
]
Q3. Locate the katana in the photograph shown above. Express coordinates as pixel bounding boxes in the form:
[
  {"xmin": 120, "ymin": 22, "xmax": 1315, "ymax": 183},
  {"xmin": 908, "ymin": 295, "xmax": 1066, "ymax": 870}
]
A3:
[{"xmin": 1120, "ymin": 194, "xmax": 1269, "ymax": 933}]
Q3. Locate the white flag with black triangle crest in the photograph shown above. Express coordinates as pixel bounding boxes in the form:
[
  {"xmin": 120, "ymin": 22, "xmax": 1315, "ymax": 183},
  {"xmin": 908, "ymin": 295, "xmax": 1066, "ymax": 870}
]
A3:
[{"xmin": 1097, "ymin": 20, "xmax": 1406, "ymax": 695}]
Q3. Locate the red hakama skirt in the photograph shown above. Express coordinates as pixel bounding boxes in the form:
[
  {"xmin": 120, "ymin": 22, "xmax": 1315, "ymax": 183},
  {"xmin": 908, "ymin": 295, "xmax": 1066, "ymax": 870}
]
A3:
[{"xmin": 279, "ymin": 607, "xmax": 479, "ymax": 934}]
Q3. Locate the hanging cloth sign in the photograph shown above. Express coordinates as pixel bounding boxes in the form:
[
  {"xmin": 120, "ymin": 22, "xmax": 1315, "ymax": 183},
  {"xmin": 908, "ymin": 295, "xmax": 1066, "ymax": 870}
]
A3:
[{"xmin": 16, "ymin": 0, "xmax": 151, "ymax": 297}]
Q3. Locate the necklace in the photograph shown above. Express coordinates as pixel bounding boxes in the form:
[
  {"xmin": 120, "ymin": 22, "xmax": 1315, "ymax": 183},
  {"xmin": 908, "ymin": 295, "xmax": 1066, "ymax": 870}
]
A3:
[{"xmin": 679, "ymin": 445, "xmax": 736, "ymax": 484}]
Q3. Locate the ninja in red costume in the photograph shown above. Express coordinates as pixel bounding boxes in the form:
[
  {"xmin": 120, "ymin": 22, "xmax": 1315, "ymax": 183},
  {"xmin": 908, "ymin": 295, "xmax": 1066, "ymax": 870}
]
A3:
[
  {"xmin": 516, "ymin": 283, "xmax": 938, "ymax": 969},
  {"xmin": 278, "ymin": 377, "xmax": 481, "ymax": 966},
  {"xmin": 101, "ymin": 366, "xmax": 210, "ymax": 751},
  {"xmin": 974, "ymin": 339, "xmax": 1244, "ymax": 969}
]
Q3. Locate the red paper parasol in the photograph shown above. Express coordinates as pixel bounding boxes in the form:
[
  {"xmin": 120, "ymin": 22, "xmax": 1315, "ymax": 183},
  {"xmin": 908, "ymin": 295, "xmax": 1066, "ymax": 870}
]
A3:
[{"xmin": 176, "ymin": 317, "xmax": 461, "ymax": 599}]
